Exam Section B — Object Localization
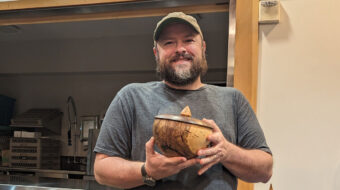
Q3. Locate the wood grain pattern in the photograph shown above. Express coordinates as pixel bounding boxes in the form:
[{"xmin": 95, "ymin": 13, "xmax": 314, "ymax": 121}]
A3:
[
  {"xmin": 153, "ymin": 119, "xmax": 212, "ymax": 159},
  {"xmin": 234, "ymin": 0, "xmax": 259, "ymax": 110},
  {"xmin": 180, "ymin": 106, "xmax": 192, "ymax": 117},
  {"xmin": 0, "ymin": 0, "xmax": 137, "ymax": 11}
]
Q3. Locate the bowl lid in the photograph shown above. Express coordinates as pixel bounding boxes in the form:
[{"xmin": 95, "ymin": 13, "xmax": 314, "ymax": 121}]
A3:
[{"xmin": 154, "ymin": 114, "xmax": 212, "ymax": 129}]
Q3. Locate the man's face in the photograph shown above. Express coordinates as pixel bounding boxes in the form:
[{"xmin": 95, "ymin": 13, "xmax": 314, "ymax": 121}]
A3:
[{"xmin": 154, "ymin": 22, "xmax": 207, "ymax": 86}]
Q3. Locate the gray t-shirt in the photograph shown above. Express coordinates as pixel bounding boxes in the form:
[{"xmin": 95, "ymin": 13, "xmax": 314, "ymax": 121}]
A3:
[{"xmin": 94, "ymin": 81, "xmax": 271, "ymax": 190}]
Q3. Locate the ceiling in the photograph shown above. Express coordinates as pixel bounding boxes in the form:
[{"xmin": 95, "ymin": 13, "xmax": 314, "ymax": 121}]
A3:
[
  {"xmin": 0, "ymin": 0, "xmax": 229, "ymax": 42},
  {"xmin": 0, "ymin": 12, "xmax": 228, "ymax": 42}
]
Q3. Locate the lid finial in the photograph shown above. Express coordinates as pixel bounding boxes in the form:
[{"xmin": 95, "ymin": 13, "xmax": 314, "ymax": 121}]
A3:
[{"xmin": 180, "ymin": 106, "xmax": 192, "ymax": 117}]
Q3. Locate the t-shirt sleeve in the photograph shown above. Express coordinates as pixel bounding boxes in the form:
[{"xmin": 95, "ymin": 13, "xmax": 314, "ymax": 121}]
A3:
[
  {"xmin": 94, "ymin": 88, "xmax": 133, "ymax": 158},
  {"xmin": 234, "ymin": 90, "xmax": 272, "ymax": 154}
]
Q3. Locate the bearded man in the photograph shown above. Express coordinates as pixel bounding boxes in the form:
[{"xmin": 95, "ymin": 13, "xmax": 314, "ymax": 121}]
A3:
[{"xmin": 94, "ymin": 12, "xmax": 273, "ymax": 190}]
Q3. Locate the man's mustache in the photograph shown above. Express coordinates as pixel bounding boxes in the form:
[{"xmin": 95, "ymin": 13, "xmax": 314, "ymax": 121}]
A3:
[{"xmin": 169, "ymin": 52, "xmax": 193, "ymax": 63}]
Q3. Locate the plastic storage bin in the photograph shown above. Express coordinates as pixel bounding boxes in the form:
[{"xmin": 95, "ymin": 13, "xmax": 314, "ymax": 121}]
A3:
[{"xmin": 10, "ymin": 137, "xmax": 60, "ymax": 169}]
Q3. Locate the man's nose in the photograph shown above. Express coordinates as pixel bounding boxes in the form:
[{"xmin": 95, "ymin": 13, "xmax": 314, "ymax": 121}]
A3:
[{"xmin": 175, "ymin": 42, "xmax": 186, "ymax": 53}]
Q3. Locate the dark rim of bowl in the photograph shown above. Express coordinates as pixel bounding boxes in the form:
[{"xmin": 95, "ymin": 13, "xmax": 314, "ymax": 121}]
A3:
[{"xmin": 154, "ymin": 114, "xmax": 212, "ymax": 129}]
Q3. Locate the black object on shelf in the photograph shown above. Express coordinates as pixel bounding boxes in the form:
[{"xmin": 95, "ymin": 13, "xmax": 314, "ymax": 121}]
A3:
[{"xmin": 0, "ymin": 95, "xmax": 15, "ymax": 126}]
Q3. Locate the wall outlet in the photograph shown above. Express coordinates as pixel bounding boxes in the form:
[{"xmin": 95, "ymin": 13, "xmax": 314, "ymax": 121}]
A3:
[{"xmin": 259, "ymin": 0, "xmax": 280, "ymax": 24}]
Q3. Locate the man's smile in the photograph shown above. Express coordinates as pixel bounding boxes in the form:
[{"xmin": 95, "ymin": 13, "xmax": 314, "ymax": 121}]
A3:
[{"xmin": 170, "ymin": 54, "xmax": 193, "ymax": 64}]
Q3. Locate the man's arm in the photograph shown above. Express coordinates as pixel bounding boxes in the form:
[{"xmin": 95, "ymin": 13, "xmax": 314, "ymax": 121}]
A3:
[
  {"xmin": 94, "ymin": 137, "xmax": 198, "ymax": 189},
  {"xmin": 197, "ymin": 119, "xmax": 273, "ymax": 183},
  {"xmin": 94, "ymin": 154, "xmax": 144, "ymax": 189}
]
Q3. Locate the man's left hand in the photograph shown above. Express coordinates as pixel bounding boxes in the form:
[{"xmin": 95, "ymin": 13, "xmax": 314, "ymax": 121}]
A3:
[{"xmin": 197, "ymin": 118, "xmax": 230, "ymax": 175}]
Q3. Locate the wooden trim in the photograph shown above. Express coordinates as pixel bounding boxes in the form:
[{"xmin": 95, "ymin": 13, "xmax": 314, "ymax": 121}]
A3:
[
  {"xmin": 0, "ymin": 0, "xmax": 138, "ymax": 11},
  {"xmin": 234, "ymin": 0, "xmax": 258, "ymax": 110},
  {"xmin": 0, "ymin": 4, "xmax": 227, "ymax": 26},
  {"xmin": 250, "ymin": 0, "xmax": 259, "ymax": 111},
  {"xmin": 234, "ymin": 0, "xmax": 259, "ymax": 189},
  {"xmin": 238, "ymin": 181, "xmax": 254, "ymax": 190}
]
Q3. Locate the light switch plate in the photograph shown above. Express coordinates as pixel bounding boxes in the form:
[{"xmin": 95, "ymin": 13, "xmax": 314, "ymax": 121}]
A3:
[{"xmin": 259, "ymin": 0, "xmax": 280, "ymax": 24}]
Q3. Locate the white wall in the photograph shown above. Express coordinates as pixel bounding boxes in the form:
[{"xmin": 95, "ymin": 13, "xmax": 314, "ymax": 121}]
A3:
[{"xmin": 256, "ymin": 1, "xmax": 340, "ymax": 190}]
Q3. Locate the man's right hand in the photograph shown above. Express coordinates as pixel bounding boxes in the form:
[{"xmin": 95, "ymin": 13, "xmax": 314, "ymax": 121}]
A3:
[{"xmin": 144, "ymin": 137, "xmax": 199, "ymax": 180}]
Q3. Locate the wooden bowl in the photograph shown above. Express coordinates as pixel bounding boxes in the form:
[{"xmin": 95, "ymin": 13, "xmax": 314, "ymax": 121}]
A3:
[{"xmin": 152, "ymin": 106, "xmax": 213, "ymax": 159}]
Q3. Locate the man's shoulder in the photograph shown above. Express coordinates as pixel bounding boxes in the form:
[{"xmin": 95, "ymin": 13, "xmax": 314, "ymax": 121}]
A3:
[
  {"xmin": 203, "ymin": 85, "xmax": 246, "ymax": 105},
  {"xmin": 117, "ymin": 81, "xmax": 162, "ymax": 96},
  {"xmin": 205, "ymin": 84, "xmax": 240, "ymax": 95},
  {"xmin": 122, "ymin": 81, "xmax": 161, "ymax": 91}
]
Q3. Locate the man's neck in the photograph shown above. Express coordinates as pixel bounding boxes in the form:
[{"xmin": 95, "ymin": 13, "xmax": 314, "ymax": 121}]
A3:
[{"xmin": 163, "ymin": 78, "xmax": 204, "ymax": 90}]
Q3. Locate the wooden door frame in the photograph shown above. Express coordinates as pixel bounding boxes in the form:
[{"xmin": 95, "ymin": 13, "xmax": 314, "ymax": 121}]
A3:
[{"xmin": 234, "ymin": 0, "xmax": 259, "ymax": 111}]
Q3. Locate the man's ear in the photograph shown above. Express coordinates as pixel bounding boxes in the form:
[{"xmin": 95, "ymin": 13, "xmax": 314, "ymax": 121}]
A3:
[
  {"xmin": 202, "ymin": 41, "xmax": 206, "ymax": 53},
  {"xmin": 153, "ymin": 47, "xmax": 157, "ymax": 57}
]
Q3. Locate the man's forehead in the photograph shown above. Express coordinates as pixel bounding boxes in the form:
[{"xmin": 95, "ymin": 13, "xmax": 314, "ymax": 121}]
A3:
[{"xmin": 158, "ymin": 22, "xmax": 199, "ymax": 40}]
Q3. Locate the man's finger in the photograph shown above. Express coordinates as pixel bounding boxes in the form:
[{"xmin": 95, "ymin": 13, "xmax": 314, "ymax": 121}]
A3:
[
  {"xmin": 202, "ymin": 118, "xmax": 221, "ymax": 133},
  {"xmin": 198, "ymin": 146, "xmax": 219, "ymax": 157},
  {"xmin": 145, "ymin": 137, "xmax": 155, "ymax": 155},
  {"xmin": 178, "ymin": 158, "xmax": 199, "ymax": 170},
  {"xmin": 207, "ymin": 133, "xmax": 223, "ymax": 144},
  {"xmin": 166, "ymin": 156, "xmax": 187, "ymax": 165},
  {"xmin": 198, "ymin": 161, "xmax": 215, "ymax": 175},
  {"xmin": 199, "ymin": 154, "xmax": 220, "ymax": 165}
]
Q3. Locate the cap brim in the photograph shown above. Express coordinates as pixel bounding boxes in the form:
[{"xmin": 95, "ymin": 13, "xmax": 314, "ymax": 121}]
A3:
[{"xmin": 154, "ymin": 17, "xmax": 198, "ymax": 41}]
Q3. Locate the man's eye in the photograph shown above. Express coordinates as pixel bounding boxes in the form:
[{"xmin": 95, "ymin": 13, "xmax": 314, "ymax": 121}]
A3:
[
  {"xmin": 185, "ymin": 39, "xmax": 194, "ymax": 43},
  {"xmin": 164, "ymin": 41, "xmax": 173, "ymax": 45}
]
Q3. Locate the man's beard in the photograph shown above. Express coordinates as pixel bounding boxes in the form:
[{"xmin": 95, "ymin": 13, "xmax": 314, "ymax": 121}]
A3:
[{"xmin": 156, "ymin": 51, "xmax": 208, "ymax": 86}]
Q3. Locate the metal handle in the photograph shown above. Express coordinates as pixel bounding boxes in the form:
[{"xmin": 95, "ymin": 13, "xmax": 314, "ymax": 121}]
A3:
[{"xmin": 67, "ymin": 96, "xmax": 77, "ymax": 147}]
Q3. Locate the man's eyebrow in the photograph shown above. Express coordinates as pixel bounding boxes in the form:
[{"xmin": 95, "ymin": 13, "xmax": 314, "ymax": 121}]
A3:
[
  {"xmin": 185, "ymin": 33, "xmax": 196, "ymax": 38},
  {"xmin": 158, "ymin": 37, "xmax": 173, "ymax": 42}
]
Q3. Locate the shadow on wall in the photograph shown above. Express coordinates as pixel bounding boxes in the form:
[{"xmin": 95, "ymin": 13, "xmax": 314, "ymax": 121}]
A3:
[
  {"xmin": 260, "ymin": 4, "xmax": 292, "ymax": 42},
  {"xmin": 333, "ymin": 160, "xmax": 340, "ymax": 190}
]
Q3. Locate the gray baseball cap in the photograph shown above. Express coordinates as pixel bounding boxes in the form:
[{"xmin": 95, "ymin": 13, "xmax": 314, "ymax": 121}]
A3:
[{"xmin": 153, "ymin": 12, "xmax": 204, "ymax": 42}]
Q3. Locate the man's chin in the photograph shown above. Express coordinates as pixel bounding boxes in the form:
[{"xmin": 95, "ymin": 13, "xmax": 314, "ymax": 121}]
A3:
[
  {"xmin": 165, "ymin": 75, "xmax": 199, "ymax": 87},
  {"xmin": 173, "ymin": 61, "xmax": 194, "ymax": 73}
]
